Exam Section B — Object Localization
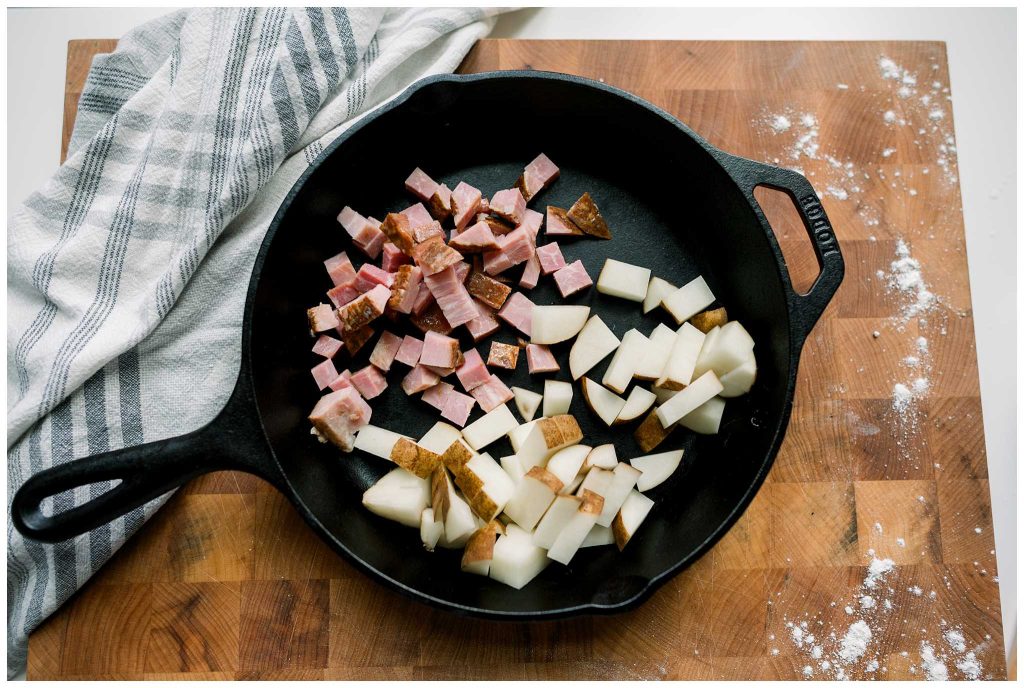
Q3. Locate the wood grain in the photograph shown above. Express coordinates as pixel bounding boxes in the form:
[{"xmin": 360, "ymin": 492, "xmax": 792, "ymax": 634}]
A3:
[{"xmin": 31, "ymin": 37, "xmax": 1004, "ymax": 680}]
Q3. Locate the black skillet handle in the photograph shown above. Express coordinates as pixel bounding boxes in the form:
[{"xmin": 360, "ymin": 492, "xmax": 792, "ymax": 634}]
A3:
[
  {"xmin": 11, "ymin": 378, "xmax": 281, "ymax": 543},
  {"xmin": 720, "ymin": 154, "xmax": 845, "ymax": 342}
]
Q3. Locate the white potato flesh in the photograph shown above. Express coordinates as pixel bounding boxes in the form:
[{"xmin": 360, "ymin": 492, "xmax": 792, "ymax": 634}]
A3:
[
  {"xmin": 597, "ymin": 259, "xmax": 652, "ymax": 302},
  {"xmin": 596, "ymin": 462, "xmax": 642, "ymax": 528},
  {"xmin": 489, "ymin": 525, "xmax": 549, "ymax": 589},
  {"xmin": 584, "ymin": 444, "xmax": 618, "ymax": 471},
  {"xmin": 462, "ymin": 403, "xmax": 519, "ymax": 450},
  {"xmin": 615, "ymin": 386, "xmax": 657, "ymax": 423},
  {"xmin": 656, "ymin": 371, "xmax": 724, "ymax": 427},
  {"xmin": 651, "ymin": 385, "xmax": 679, "ymax": 405},
  {"xmin": 630, "ymin": 449, "xmax": 685, "ymax": 492},
  {"xmin": 561, "ymin": 472, "xmax": 584, "ymax": 495},
  {"xmin": 465, "ymin": 452, "xmax": 516, "ymax": 511},
  {"xmin": 418, "ymin": 421, "xmax": 462, "ymax": 455},
  {"xmin": 718, "ymin": 349, "xmax": 757, "ymax": 397},
  {"xmin": 531, "ymin": 305, "xmax": 590, "ymax": 345},
  {"xmin": 655, "ymin": 322, "xmax": 706, "ymax": 389},
  {"xmin": 581, "ymin": 524, "xmax": 615, "ymax": 547},
  {"xmin": 545, "ymin": 444, "xmax": 591, "ymax": 488},
  {"xmin": 578, "ymin": 466, "xmax": 613, "ymax": 496},
  {"xmin": 503, "ymin": 473, "xmax": 560, "ymax": 530},
  {"xmin": 512, "ymin": 386, "xmax": 542, "ymax": 422},
  {"xmin": 692, "ymin": 325, "xmax": 721, "ymax": 378},
  {"xmin": 694, "ymin": 321, "xmax": 755, "ymax": 377},
  {"xmin": 500, "ymin": 454, "xmax": 526, "ymax": 484},
  {"xmin": 362, "ymin": 468, "xmax": 430, "ymax": 528},
  {"xmin": 634, "ymin": 323, "xmax": 677, "ymax": 380},
  {"xmin": 679, "ymin": 396, "xmax": 726, "ymax": 435},
  {"xmin": 353, "ymin": 425, "xmax": 409, "ymax": 460},
  {"xmin": 543, "ymin": 379, "xmax": 573, "ymax": 417},
  {"xmin": 508, "ymin": 420, "xmax": 538, "ymax": 453},
  {"xmin": 581, "ymin": 377, "xmax": 627, "ymax": 426},
  {"xmin": 420, "ymin": 508, "xmax": 444, "ymax": 551},
  {"xmin": 614, "ymin": 489, "xmax": 655, "ymax": 549},
  {"xmin": 601, "ymin": 329, "xmax": 648, "ymax": 394},
  {"xmin": 532, "ymin": 495, "xmax": 581, "ymax": 549},
  {"xmin": 547, "ymin": 509, "xmax": 599, "ymax": 564},
  {"xmin": 568, "ymin": 315, "xmax": 620, "ymax": 380},
  {"xmin": 439, "ymin": 487, "xmax": 477, "ymax": 547},
  {"xmin": 661, "ymin": 275, "xmax": 716, "ymax": 324},
  {"xmin": 462, "ymin": 558, "xmax": 491, "ymax": 576},
  {"xmin": 517, "ymin": 416, "xmax": 580, "ymax": 469},
  {"xmin": 643, "ymin": 276, "xmax": 676, "ymax": 314}
]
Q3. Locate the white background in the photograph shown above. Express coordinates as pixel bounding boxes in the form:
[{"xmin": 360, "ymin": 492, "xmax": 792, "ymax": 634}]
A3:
[{"xmin": 7, "ymin": 6, "xmax": 1016, "ymax": 665}]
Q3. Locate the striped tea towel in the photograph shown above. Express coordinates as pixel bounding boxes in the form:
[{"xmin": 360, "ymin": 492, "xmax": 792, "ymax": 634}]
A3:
[{"xmin": 7, "ymin": 7, "xmax": 506, "ymax": 676}]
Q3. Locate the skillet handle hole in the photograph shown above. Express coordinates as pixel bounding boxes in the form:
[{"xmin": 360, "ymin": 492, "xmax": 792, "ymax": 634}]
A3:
[{"xmin": 753, "ymin": 185, "xmax": 823, "ymax": 296}]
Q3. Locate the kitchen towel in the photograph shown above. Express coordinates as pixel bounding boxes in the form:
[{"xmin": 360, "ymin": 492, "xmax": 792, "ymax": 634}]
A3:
[{"xmin": 7, "ymin": 7, "xmax": 505, "ymax": 675}]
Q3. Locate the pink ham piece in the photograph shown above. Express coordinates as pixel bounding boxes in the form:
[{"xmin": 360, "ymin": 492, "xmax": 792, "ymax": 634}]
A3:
[
  {"xmin": 411, "ymin": 284, "xmax": 435, "ymax": 315},
  {"xmin": 312, "ymin": 334, "xmax": 343, "ymax": 359},
  {"xmin": 526, "ymin": 343, "xmax": 560, "ymax": 374},
  {"xmin": 401, "ymin": 202, "xmax": 435, "ymax": 232},
  {"xmin": 421, "ymin": 381, "xmax": 455, "ymax": 410},
  {"xmin": 350, "ymin": 365, "xmax": 388, "ymax": 399},
  {"xmin": 327, "ymin": 282, "xmax": 360, "ymax": 309},
  {"xmin": 482, "ymin": 226, "xmax": 535, "ymax": 276},
  {"xmin": 441, "ymin": 389, "xmax": 476, "ymax": 427},
  {"xmin": 553, "ymin": 259, "xmax": 593, "ymax": 297},
  {"xmin": 395, "ymin": 335, "xmax": 423, "ymax": 367},
  {"xmin": 369, "ymin": 331, "xmax": 403, "ymax": 371},
  {"xmin": 309, "ymin": 386, "xmax": 372, "ymax": 452},
  {"xmin": 413, "ymin": 221, "xmax": 445, "ymax": 243},
  {"xmin": 336, "ymin": 284, "xmax": 389, "ymax": 333},
  {"xmin": 404, "ymin": 168, "xmax": 437, "ymax": 202},
  {"xmin": 518, "ymin": 208, "xmax": 543, "ymax": 239},
  {"xmin": 328, "ymin": 369, "xmax": 353, "ymax": 391},
  {"xmin": 515, "ymin": 153, "xmax": 560, "ymax": 202},
  {"xmin": 470, "ymin": 375, "xmax": 515, "ymax": 413},
  {"xmin": 307, "ymin": 303, "xmax": 340, "ymax": 333},
  {"xmin": 338, "ymin": 207, "xmax": 386, "ymax": 259},
  {"xmin": 420, "ymin": 330, "xmax": 461, "ymax": 369},
  {"xmin": 519, "ymin": 254, "xmax": 541, "ymax": 290},
  {"xmin": 360, "ymin": 217, "xmax": 387, "ymax": 258},
  {"xmin": 423, "ymin": 265, "xmax": 478, "ymax": 328},
  {"xmin": 545, "ymin": 206, "xmax": 583, "ymax": 236},
  {"xmin": 497, "ymin": 291, "xmax": 534, "ymax": 336},
  {"xmin": 480, "ymin": 197, "xmax": 490, "ymax": 215},
  {"xmin": 451, "ymin": 181, "xmax": 482, "ymax": 230},
  {"xmin": 465, "ymin": 299, "xmax": 501, "ymax": 342},
  {"xmin": 455, "ymin": 348, "xmax": 490, "ymax": 391},
  {"xmin": 423, "ymin": 364, "xmax": 457, "ymax": 378},
  {"xmin": 311, "ymin": 358, "xmax": 339, "ymax": 390},
  {"xmin": 413, "ymin": 235, "xmax": 463, "ymax": 276},
  {"xmin": 324, "ymin": 252, "xmax": 357, "ymax": 287},
  {"xmin": 476, "ymin": 213, "xmax": 515, "ymax": 236},
  {"xmin": 380, "ymin": 213, "xmax": 416, "ymax": 255},
  {"xmin": 388, "ymin": 265, "xmax": 422, "ymax": 314},
  {"xmin": 449, "ymin": 221, "xmax": 499, "ymax": 253},
  {"xmin": 381, "ymin": 242, "xmax": 410, "ymax": 272},
  {"xmin": 453, "ymin": 261, "xmax": 471, "ymax": 283},
  {"xmin": 402, "ymin": 365, "xmax": 441, "ymax": 395},
  {"xmin": 428, "ymin": 183, "xmax": 452, "ymax": 222},
  {"xmin": 536, "ymin": 243, "xmax": 567, "ymax": 275},
  {"xmin": 354, "ymin": 264, "xmax": 395, "ymax": 292},
  {"xmin": 489, "ymin": 188, "xmax": 527, "ymax": 225}
]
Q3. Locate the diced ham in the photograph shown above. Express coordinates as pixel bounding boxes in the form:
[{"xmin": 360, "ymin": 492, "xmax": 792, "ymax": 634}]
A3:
[
  {"xmin": 526, "ymin": 343, "xmax": 560, "ymax": 374},
  {"xmin": 420, "ymin": 330, "xmax": 461, "ymax": 369},
  {"xmin": 350, "ymin": 365, "xmax": 388, "ymax": 399},
  {"xmin": 465, "ymin": 271, "xmax": 511, "ymax": 309},
  {"xmin": 553, "ymin": 259, "xmax": 593, "ymax": 297},
  {"xmin": 401, "ymin": 202, "xmax": 435, "ymax": 231},
  {"xmin": 449, "ymin": 221, "xmax": 499, "ymax": 253},
  {"xmin": 342, "ymin": 325, "xmax": 375, "ymax": 355},
  {"xmin": 497, "ymin": 291, "xmax": 534, "ymax": 336},
  {"xmin": 428, "ymin": 183, "xmax": 452, "ymax": 222},
  {"xmin": 327, "ymin": 282, "xmax": 360, "ymax": 308},
  {"xmin": 311, "ymin": 358, "xmax": 339, "ymax": 390},
  {"xmin": 307, "ymin": 303, "xmax": 340, "ymax": 333},
  {"xmin": 453, "ymin": 261, "xmax": 471, "ymax": 283},
  {"xmin": 413, "ymin": 221, "xmax": 445, "ymax": 243},
  {"xmin": 405, "ymin": 168, "xmax": 438, "ymax": 202},
  {"xmin": 470, "ymin": 375, "xmax": 515, "ymax": 413},
  {"xmin": 336, "ymin": 285, "xmax": 389, "ymax": 333},
  {"xmin": 312, "ymin": 334, "xmax": 343, "ymax": 359},
  {"xmin": 441, "ymin": 389, "xmax": 476, "ymax": 427},
  {"xmin": 480, "ymin": 197, "xmax": 490, "ymax": 215},
  {"xmin": 410, "ymin": 302, "xmax": 453, "ymax": 335},
  {"xmin": 423, "ymin": 265, "xmax": 478, "ymax": 328},
  {"xmin": 545, "ymin": 206, "xmax": 583, "ymax": 236},
  {"xmin": 328, "ymin": 369, "xmax": 353, "ymax": 391},
  {"xmin": 413, "ymin": 235, "xmax": 464, "ymax": 276},
  {"xmin": 489, "ymin": 188, "xmax": 527, "ymax": 225},
  {"xmin": 309, "ymin": 386, "xmax": 372, "ymax": 452},
  {"xmin": 369, "ymin": 331, "xmax": 403, "ymax": 371},
  {"xmin": 519, "ymin": 254, "xmax": 541, "ymax": 290},
  {"xmin": 518, "ymin": 208, "xmax": 543, "ymax": 240},
  {"xmin": 381, "ymin": 242, "xmax": 410, "ymax": 272},
  {"xmin": 451, "ymin": 181, "xmax": 482, "ymax": 230},
  {"xmin": 395, "ymin": 335, "xmax": 423, "ymax": 367},
  {"xmin": 487, "ymin": 342, "xmax": 519, "ymax": 370},
  {"xmin": 338, "ymin": 207, "xmax": 386, "ymax": 258},
  {"xmin": 455, "ymin": 348, "xmax": 490, "ymax": 391},
  {"xmin": 421, "ymin": 381, "xmax": 455, "ymax": 410},
  {"xmin": 354, "ymin": 263, "xmax": 395, "ymax": 292},
  {"xmin": 482, "ymin": 226, "xmax": 534, "ymax": 276},
  {"xmin": 388, "ymin": 265, "xmax": 423, "ymax": 314},
  {"xmin": 536, "ymin": 243, "xmax": 566, "ymax": 275},
  {"xmin": 380, "ymin": 213, "xmax": 416, "ymax": 255},
  {"xmin": 567, "ymin": 192, "xmax": 612, "ymax": 239},
  {"xmin": 465, "ymin": 299, "xmax": 501, "ymax": 342},
  {"xmin": 476, "ymin": 213, "xmax": 515, "ymax": 236},
  {"xmin": 324, "ymin": 252, "xmax": 357, "ymax": 287},
  {"xmin": 423, "ymin": 364, "xmax": 457, "ymax": 378},
  {"xmin": 515, "ymin": 153, "xmax": 560, "ymax": 202},
  {"xmin": 402, "ymin": 365, "xmax": 441, "ymax": 395},
  {"xmin": 411, "ymin": 283, "xmax": 435, "ymax": 315}
]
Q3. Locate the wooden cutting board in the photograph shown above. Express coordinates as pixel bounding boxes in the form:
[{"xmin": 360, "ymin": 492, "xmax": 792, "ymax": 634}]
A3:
[{"xmin": 29, "ymin": 38, "xmax": 1004, "ymax": 680}]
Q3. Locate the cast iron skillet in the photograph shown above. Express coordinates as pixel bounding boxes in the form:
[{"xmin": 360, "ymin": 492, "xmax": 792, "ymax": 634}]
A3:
[{"xmin": 13, "ymin": 71, "xmax": 843, "ymax": 618}]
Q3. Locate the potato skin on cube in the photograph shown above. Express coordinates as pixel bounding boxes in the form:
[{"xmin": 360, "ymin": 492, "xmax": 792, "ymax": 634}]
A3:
[{"xmin": 690, "ymin": 307, "xmax": 728, "ymax": 333}]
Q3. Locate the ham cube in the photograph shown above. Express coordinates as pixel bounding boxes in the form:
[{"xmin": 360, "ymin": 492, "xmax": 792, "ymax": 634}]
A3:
[
  {"xmin": 553, "ymin": 259, "xmax": 593, "ymax": 297},
  {"xmin": 309, "ymin": 386, "xmax": 372, "ymax": 452},
  {"xmin": 395, "ymin": 335, "xmax": 424, "ymax": 367},
  {"xmin": 488, "ymin": 341, "xmax": 519, "ymax": 370},
  {"xmin": 466, "ymin": 271, "xmax": 511, "ymax": 309},
  {"xmin": 402, "ymin": 365, "xmax": 441, "ymax": 395},
  {"xmin": 401, "ymin": 202, "xmax": 435, "ymax": 230},
  {"xmin": 423, "ymin": 364, "xmax": 457, "ymax": 378},
  {"xmin": 307, "ymin": 303, "xmax": 340, "ymax": 333},
  {"xmin": 526, "ymin": 343, "xmax": 559, "ymax": 374},
  {"xmin": 369, "ymin": 331, "xmax": 403, "ymax": 372},
  {"xmin": 405, "ymin": 167, "xmax": 438, "ymax": 202},
  {"xmin": 388, "ymin": 264, "xmax": 423, "ymax": 314},
  {"xmin": 449, "ymin": 221, "xmax": 500, "ymax": 253},
  {"xmin": 411, "ymin": 283, "xmax": 435, "ymax": 315},
  {"xmin": 324, "ymin": 252, "xmax": 357, "ymax": 287},
  {"xmin": 465, "ymin": 299, "xmax": 501, "ymax": 342},
  {"xmin": 338, "ymin": 207, "xmax": 386, "ymax": 258},
  {"xmin": 380, "ymin": 212, "xmax": 416, "ymax": 255},
  {"xmin": 327, "ymin": 282, "xmax": 360, "ymax": 308},
  {"xmin": 428, "ymin": 183, "xmax": 452, "ymax": 222},
  {"xmin": 483, "ymin": 226, "xmax": 534, "ymax": 276},
  {"xmin": 536, "ymin": 243, "xmax": 567, "ymax": 275},
  {"xmin": 441, "ymin": 389, "xmax": 476, "ymax": 427},
  {"xmin": 567, "ymin": 192, "xmax": 612, "ymax": 239},
  {"xmin": 490, "ymin": 188, "xmax": 527, "ymax": 225},
  {"xmin": 354, "ymin": 264, "xmax": 395, "ymax": 292},
  {"xmin": 480, "ymin": 196, "xmax": 490, "ymax": 215},
  {"xmin": 311, "ymin": 358, "xmax": 339, "ymax": 390},
  {"xmin": 477, "ymin": 213, "xmax": 515, "ymax": 236},
  {"xmin": 423, "ymin": 265, "xmax": 478, "ymax": 328},
  {"xmin": 336, "ymin": 285, "xmax": 389, "ymax": 333},
  {"xmin": 519, "ymin": 254, "xmax": 541, "ymax": 290},
  {"xmin": 453, "ymin": 261, "xmax": 471, "ymax": 283},
  {"xmin": 328, "ymin": 369, "xmax": 353, "ymax": 391},
  {"xmin": 482, "ymin": 248, "xmax": 514, "ymax": 277},
  {"xmin": 497, "ymin": 291, "xmax": 534, "ymax": 336},
  {"xmin": 420, "ymin": 331, "xmax": 461, "ymax": 369},
  {"xmin": 410, "ymin": 302, "xmax": 453, "ymax": 335},
  {"xmin": 350, "ymin": 365, "xmax": 388, "ymax": 399},
  {"xmin": 451, "ymin": 181, "xmax": 482, "ymax": 230},
  {"xmin": 515, "ymin": 153, "xmax": 560, "ymax": 201},
  {"xmin": 312, "ymin": 334, "xmax": 343, "ymax": 359},
  {"xmin": 413, "ymin": 235, "xmax": 464, "ymax": 276},
  {"xmin": 381, "ymin": 242, "xmax": 410, "ymax": 272},
  {"xmin": 413, "ymin": 221, "xmax": 445, "ymax": 243},
  {"xmin": 546, "ymin": 206, "xmax": 583, "ymax": 236},
  {"xmin": 518, "ymin": 208, "xmax": 543, "ymax": 239},
  {"xmin": 455, "ymin": 348, "xmax": 491, "ymax": 391},
  {"xmin": 342, "ymin": 325, "xmax": 375, "ymax": 355},
  {"xmin": 421, "ymin": 381, "xmax": 455, "ymax": 410},
  {"xmin": 470, "ymin": 375, "xmax": 514, "ymax": 413}
]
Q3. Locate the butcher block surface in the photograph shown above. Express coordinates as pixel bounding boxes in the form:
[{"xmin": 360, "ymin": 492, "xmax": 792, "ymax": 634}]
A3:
[{"xmin": 29, "ymin": 38, "xmax": 1003, "ymax": 680}]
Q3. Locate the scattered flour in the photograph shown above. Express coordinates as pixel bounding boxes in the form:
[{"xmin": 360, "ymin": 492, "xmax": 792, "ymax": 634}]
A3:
[
  {"xmin": 839, "ymin": 620, "xmax": 872, "ymax": 663},
  {"xmin": 956, "ymin": 652, "xmax": 982, "ymax": 680},
  {"xmin": 920, "ymin": 641, "xmax": 949, "ymax": 680},
  {"xmin": 770, "ymin": 114, "xmax": 792, "ymax": 132},
  {"xmin": 944, "ymin": 629, "xmax": 966, "ymax": 653},
  {"xmin": 888, "ymin": 238, "xmax": 937, "ymax": 321}
]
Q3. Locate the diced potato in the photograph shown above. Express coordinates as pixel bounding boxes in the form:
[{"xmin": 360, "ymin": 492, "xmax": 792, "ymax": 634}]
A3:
[
  {"xmin": 596, "ymin": 259, "xmax": 651, "ymax": 302},
  {"xmin": 661, "ymin": 275, "xmax": 715, "ymax": 324}
]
